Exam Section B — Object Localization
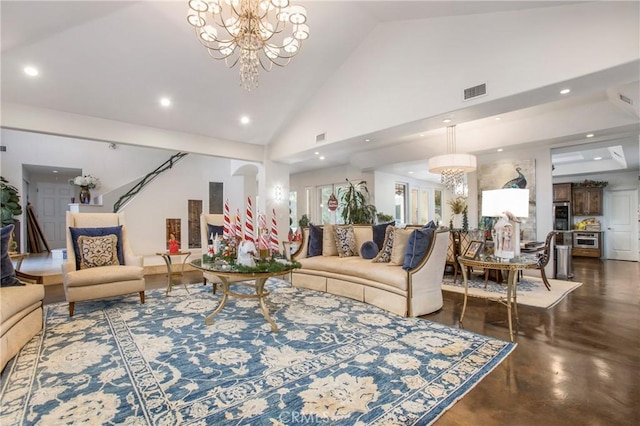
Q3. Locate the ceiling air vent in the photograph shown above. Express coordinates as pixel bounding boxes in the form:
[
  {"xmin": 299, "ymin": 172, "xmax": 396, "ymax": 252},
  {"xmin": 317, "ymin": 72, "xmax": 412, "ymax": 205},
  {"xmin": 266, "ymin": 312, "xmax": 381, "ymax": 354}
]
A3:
[
  {"xmin": 463, "ymin": 83, "xmax": 487, "ymax": 101},
  {"xmin": 316, "ymin": 132, "xmax": 326, "ymax": 143},
  {"xmin": 619, "ymin": 93, "xmax": 633, "ymax": 105}
]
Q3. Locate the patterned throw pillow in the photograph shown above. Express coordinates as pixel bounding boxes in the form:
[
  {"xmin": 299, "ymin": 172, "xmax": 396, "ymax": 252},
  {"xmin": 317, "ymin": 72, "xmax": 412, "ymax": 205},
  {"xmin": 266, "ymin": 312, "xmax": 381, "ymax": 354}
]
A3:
[
  {"xmin": 70, "ymin": 226, "xmax": 124, "ymax": 269},
  {"xmin": 78, "ymin": 234, "xmax": 120, "ymax": 269},
  {"xmin": 372, "ymin": 225, "xmax": 395, "ymax": 263},
  {"xmin": 334, "ymin": 225, "xmax": 357, "ymax": 257}
]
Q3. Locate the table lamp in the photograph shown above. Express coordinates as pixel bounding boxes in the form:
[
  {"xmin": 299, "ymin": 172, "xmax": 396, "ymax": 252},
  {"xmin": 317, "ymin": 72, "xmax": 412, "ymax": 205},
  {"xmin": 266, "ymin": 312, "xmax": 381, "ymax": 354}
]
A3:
[{"xmin": 481, "ymin": 188, "xmax": 530, "ymax": 260}]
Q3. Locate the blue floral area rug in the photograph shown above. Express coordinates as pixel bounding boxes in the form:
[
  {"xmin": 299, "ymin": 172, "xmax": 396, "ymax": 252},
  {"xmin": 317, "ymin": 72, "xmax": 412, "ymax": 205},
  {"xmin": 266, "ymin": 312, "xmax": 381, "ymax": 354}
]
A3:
[
  {"xmin": 442, "ymin": 274, "xmax": 582, "ymax": 309},
  {"xmin": 1, "ymin": 280, "xmax": 515, "ymax": 425}
]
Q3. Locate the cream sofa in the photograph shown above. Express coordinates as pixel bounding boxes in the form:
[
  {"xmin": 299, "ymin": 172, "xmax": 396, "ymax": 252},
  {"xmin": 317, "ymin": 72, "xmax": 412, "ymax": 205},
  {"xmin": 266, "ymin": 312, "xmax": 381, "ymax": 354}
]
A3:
[
  {"xmin": 291, "ymin": 225, "xmax": 449, "ymax": 317},
  {"xmin": 1, "ymin": 283, "xmax": 44, "ymax": 372}
]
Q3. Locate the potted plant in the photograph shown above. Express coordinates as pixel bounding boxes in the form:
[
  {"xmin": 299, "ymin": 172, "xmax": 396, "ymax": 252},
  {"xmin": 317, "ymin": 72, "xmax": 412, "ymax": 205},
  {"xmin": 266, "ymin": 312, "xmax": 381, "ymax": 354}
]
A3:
[
  {"xmin": 1, "ymin": 177, "xmax": 22, "ymax": 227},
  {"xmin": 447, "ymin": 197, "xmax": 467, "ymax": 229},
  {"xmin": 338, "ymin": 179, "xmax": 377, "ymax": 224},
  {"xmin": 298, "ymin": 214, "xmax": 309, "ymax": 227},
  {"xmin": 376, "ymin": 212, "xmax": 394, "ymax": 224}
]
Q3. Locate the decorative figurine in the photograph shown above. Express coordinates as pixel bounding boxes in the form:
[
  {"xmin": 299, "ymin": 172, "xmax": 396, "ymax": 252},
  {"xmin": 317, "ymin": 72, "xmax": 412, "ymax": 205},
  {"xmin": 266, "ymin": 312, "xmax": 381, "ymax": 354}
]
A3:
[
  {"xmin": 237, "ymin": 239, "xmax": 257, "ymax": 267},
  {"xmin": 168, "ymin": 233, "xmax": 180, "ymax": 254}
]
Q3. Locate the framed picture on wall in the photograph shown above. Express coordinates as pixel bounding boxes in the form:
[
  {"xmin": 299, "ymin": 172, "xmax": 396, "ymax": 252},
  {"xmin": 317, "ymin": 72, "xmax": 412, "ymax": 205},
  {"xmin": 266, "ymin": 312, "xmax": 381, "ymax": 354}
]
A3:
[{"xmin": 463, "ymin": 240, "xmax": 484, "ymax": 260}]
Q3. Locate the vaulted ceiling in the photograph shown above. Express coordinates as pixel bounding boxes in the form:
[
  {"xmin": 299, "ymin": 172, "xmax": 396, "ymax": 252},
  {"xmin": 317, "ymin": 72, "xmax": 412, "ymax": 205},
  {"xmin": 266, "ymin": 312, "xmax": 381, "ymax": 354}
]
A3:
[{"xmin": 1, "ymin": 1, "xmax": 638, "ymax": 181}]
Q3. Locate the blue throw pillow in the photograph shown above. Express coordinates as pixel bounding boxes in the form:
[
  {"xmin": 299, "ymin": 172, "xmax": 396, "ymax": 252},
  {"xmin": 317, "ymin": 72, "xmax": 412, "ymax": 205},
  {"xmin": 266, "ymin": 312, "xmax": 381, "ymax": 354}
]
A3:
[
  {"xmin": 207, "ymin": 224, "xmax": 224, "ymax": 240},
  {"xmin": 360, "ymin": 241, "xmax": 379, "ymax": 260},
  {"xmin": 69, "ymin": 226, "xmax": 124, "ymax": 269},
  {"xmin": 424, "ymin": 220, "xmax": 437, "ymax": 229},
  {"xmin": 307, "ymin": 223, "xmax": 323, "ymax": 257},
  {"xmin": 402, "ymin": 227, "xmax": 435, "ymax": 270},
  {"xmin": 1, "ymin": 224, "xmax": 23, "ymax": 287},
  {"xmin": 372, "ymin": 221, "xmax": 395, "ymax": 250}
]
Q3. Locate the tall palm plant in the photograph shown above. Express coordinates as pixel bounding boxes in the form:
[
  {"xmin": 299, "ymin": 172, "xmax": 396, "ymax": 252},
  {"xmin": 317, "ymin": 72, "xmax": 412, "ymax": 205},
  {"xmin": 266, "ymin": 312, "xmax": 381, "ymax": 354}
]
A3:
[{"xmin": 338, "ymin": 179, "xmax": 377, "ymax": 224}]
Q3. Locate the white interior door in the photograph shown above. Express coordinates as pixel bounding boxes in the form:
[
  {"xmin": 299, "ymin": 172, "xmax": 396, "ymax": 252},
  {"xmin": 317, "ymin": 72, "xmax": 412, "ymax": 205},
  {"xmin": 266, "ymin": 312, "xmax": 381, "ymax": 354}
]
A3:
[
  {"xmin": 37, "ymin": 182, "xmax": 73, "ymax": 249},
  {"xmin": 605, "ymin": 189, "xmax": 638, "ymax": 261}
]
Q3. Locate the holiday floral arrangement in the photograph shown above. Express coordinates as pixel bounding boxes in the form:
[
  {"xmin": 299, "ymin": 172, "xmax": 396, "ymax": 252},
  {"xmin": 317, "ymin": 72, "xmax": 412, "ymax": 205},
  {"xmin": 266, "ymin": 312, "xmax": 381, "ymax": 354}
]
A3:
[
  {"xmin": 70, "ymin": 175, "xmax": 100, "ymax": 189},
  {"xmin": 204, "ymin": 234, "xmax": 300, "ymax": 273},
  {"xmin": 572, "ymin": 179, "xmax": 608, "ymax": 188}
]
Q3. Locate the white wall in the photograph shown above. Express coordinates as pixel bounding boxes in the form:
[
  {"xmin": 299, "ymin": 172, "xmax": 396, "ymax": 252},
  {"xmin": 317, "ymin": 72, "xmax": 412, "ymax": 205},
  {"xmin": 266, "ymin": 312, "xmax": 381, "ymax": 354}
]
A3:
[{"xmin": 0, "ymin": 129, "xmax": 246, "ymax": 265}]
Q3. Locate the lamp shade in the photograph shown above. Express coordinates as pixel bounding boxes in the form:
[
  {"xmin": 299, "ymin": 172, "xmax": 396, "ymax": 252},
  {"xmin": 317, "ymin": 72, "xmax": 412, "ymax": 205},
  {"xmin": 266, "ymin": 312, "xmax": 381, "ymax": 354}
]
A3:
[
  {"xmin": 481, "ymin": 188, "xmax": 529, "ymax": 218},
  {"xmin": 427, "ymin": 153, "xmax": 477, "ymax": 174}
]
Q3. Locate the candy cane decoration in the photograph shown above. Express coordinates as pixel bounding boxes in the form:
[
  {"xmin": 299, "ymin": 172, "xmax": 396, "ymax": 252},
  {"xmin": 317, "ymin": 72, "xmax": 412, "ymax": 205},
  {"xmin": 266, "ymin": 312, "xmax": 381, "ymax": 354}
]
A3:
[
  {"xmin": 245, "ymin": 196, "xmax": 255, "ymax": 242},
  {"xmin": 235, "ymin": 208, "xmax": 242, "ymax": 239},
  {"xmin": 269, "ymin": 209, "xmax": 279, "ymax": 252},
  {"xmin": 258, "ymin": 212, "xmax": 268, "ymax": 251},
  {"xmin": 223, "ymin": 198, "xmax": 231, "ymax": 239}
]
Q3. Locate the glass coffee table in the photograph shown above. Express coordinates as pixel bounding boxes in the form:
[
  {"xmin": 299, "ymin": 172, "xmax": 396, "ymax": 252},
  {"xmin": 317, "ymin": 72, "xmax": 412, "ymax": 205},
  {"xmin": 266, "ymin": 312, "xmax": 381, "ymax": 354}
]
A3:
[{"xmin": 190, "ymin": 258, "xmax": 296, "ymax": 332}]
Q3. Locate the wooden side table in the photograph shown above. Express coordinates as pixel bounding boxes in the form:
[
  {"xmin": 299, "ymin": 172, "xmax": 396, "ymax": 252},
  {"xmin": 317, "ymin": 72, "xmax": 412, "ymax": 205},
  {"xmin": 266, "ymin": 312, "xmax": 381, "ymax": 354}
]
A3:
[
  {"xmin": 157, "ymin": 251, "xmax": 192, "ymax": 296},
  {"xmin": 9, "ymin": 252, "xmax": 29, "ymax": 271}
]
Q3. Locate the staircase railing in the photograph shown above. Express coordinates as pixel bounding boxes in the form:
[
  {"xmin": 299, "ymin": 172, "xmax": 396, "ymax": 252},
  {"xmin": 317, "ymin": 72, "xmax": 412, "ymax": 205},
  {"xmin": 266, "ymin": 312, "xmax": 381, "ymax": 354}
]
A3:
[{"xmin": 113, "ymin": 152, "xmax": 188, "ymax": 213}]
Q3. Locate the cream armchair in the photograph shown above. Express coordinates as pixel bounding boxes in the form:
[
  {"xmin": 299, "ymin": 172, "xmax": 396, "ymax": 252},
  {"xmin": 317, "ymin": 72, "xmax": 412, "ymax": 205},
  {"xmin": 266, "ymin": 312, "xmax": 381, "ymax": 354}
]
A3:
[{"xmin": 62, "ymin": 212, "xmax": 145, "ymax": 316}]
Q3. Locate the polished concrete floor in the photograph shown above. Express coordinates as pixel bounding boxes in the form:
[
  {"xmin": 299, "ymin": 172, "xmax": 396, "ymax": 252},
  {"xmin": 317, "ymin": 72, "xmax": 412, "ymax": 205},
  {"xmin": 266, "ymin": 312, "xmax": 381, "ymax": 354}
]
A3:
[{"xmin": 38, "ymin": 257, "xmax": 639, "ymax": 425}]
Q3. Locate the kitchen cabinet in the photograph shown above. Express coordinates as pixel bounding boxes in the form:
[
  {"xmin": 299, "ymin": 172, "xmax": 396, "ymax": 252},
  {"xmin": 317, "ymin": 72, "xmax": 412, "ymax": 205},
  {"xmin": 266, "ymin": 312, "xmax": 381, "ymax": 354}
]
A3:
[
  {"xmin": 553, "ymin": 183, "xmax": 572, "ymax": 202},
  {"xmin": 572, "ymin": 187, "xmax": 603, "ymax": 216},
  {"xmin": 572, "ymin": 231, "xmax": 602, "ymax": 258}
]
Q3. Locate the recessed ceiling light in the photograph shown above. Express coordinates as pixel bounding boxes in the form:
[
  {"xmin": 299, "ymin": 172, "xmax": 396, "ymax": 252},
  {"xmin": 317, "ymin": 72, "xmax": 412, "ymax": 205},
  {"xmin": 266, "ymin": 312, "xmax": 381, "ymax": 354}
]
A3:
[
  {"xmin": 586, "ymin": 133, "xmax": 594, "ymax": 138},
  {"xmin": 160, "ymin": 97, "xmax": 171, "ymax": 107},
  {"xmin": 314, "ymin": 151, "xmax": 319, "ymax": 155},
  {"xmin": 240, "ymin": 115, "xmax": 250, "ymax": 125},
  {"xmin": 560, "ymin": 88, "xmax": 571, "ymax": 95},
  {"xmin": 442, "ymin": 118, "xmax": 452, "ymax": 123},
  {"xmin": 593, "ymin": 157, "xmax": 602, "ymax": 161},
  {"xmin": 23, "ymin": 66, "xmax": 39, "ymax": 77},
  {"xmin": 495, "ymin": 117, "xmax": 502, "ymax": 121},
  {"xmin": 408, "ymin": 171, "xmax": 414, "ymax": 174},
  {"xmin": 497, "ymin": 148, "xmax": 504, "ymax": 152},
  {"xmin": 364, "ymin": 138, "xmax": 371, "ymax": 142},
  {"xmin": 419, "ymin": 134, "xmax": 424, "ymax": 137},
  {"xmin": 52, "ymin": 170, "xmax": 58, "ymax": 174},
  {"xmin": 319, "ymin": 156, "xmax": 325, "ymax": 160}
]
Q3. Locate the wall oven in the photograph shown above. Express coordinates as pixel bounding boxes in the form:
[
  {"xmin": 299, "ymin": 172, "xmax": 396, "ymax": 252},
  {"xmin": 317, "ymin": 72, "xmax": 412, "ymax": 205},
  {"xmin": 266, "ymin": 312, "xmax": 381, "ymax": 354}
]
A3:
[{"xmin": 573, "ymin": 232, "xmax": 599, "ymax": 249}]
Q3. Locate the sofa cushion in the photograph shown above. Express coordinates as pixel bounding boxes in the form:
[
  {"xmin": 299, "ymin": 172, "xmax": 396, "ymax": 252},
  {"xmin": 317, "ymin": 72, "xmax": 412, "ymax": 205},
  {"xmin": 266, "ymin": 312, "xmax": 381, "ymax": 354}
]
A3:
[
  {"xmin": 307, "ymin": 223, "xmax": 323, "ymax": 257},
  {"xmin": 402, "ymin": 227, "xmax": 435, "ymax": 270},
  {"xmin": 65, "ymin": 265, "xmax": 144, "ymax": 287},
  {"xmin": 334, "ymin": 225, "xmax": 357, "ymax": 257},
  {"xmin": 298, "ymin": 256, "xmax": 407, "ymax": 291},
  {"xmin": 1, "ymin": 224, "xmax": 23, "ymax": 287},
  {"xmin": 372, "ymin": 225, "xmax": 394, "ymax": 263},
  {"xmin": 78, "ymin": 234, "xmax": 120, "ymax": 269},
  {"xmin": 390, "ymin": 228, "xmax": 414, "ymax": 265},
  {"xmin": 372, "ymin": 221, "xmax": 395, "ymax": 250},
  {"xmin": 322, "ymin": 224, "xmax": 338, "ymax": 256},
  {"xmin": 360, "ymin": 241, "xmax": 379, "ymax": 260},
  {"xmin": 70, "ymin": 226, "xmax": 124, "ymax": 269}
]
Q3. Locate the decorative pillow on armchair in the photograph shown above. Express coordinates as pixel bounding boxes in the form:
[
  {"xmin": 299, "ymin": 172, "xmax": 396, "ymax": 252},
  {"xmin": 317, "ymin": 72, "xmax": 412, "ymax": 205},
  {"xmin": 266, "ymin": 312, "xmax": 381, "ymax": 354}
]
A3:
[
  {"xmin": 207, "ymin": 224, "xmax": 224, "ymax": 239},
  {"xmin": 70, "ymin": 226, "xmax": 124, "ymax": 269},
  {"xmin": 334, "ymin": 225, "xmax": 357, "ymax": 257},
  {"xmin": 78, "ymin": 234, "xmax": 120, "ymax": 269}
]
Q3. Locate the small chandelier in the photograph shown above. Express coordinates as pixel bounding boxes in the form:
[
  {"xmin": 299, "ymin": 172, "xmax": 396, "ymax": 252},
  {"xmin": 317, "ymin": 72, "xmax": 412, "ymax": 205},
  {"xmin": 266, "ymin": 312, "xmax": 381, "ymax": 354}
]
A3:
[
  {"xmin": 428, "ymin": 125, "xmax": 477, "ymax": 195},
  {"xmin": 187, "ymin": 0, "xmax": 309, "ymax": 91}
]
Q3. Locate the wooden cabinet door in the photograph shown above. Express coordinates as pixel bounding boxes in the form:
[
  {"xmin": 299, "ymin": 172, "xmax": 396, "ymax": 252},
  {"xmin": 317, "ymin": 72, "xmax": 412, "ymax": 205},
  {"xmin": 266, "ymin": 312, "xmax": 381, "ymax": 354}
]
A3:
[
  {"xmin": 553, "ymin": 183, "xmax": 572, "ymax": 202},
  {"xmin": 587, "ymin": 188, "xmax": 603, "ymax": 215},
  {"xmin": 572, "ymin": 188, "xmax": 587, "ymax": 215}
]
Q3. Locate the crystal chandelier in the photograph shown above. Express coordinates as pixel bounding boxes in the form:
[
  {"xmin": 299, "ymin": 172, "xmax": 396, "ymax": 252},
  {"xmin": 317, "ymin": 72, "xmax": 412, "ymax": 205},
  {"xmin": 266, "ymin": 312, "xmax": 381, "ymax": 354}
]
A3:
[
  {"xmin": 187, "ymin": 0, "xmax": 309, "ymax": 91},
  {"xmin": 428, "ymin": 125, "xmax": 477, "ymax": 195}
]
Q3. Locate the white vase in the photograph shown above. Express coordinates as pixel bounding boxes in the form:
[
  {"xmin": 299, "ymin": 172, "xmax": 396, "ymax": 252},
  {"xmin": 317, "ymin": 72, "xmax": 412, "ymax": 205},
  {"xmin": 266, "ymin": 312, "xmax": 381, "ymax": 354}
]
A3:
[{"xmin": 452, "ymin": 214, "xmax": 462, "ymax": 229}]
